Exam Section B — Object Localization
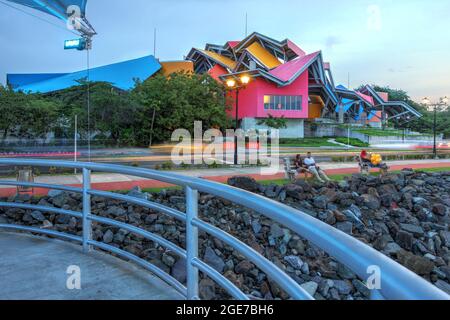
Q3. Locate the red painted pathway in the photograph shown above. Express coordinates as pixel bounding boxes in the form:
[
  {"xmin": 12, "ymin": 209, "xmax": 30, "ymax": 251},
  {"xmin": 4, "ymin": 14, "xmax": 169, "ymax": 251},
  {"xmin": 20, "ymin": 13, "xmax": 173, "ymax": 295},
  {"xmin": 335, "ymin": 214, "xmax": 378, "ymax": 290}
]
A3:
[{"xmin": 1, "ymin": 162, "xmax": 449, "ymax": 198}]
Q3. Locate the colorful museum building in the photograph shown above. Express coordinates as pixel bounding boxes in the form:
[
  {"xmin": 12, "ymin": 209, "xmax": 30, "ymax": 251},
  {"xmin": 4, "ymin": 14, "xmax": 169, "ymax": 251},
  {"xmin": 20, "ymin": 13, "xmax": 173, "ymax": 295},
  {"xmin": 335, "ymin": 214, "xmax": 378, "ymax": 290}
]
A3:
[
  {"xmin": 187, "ymin": 32, "xmax": 421, "ymax": 137},
  {"xmin": 7, "ymin": 32, "xmax": 421, "ymax": 139}
]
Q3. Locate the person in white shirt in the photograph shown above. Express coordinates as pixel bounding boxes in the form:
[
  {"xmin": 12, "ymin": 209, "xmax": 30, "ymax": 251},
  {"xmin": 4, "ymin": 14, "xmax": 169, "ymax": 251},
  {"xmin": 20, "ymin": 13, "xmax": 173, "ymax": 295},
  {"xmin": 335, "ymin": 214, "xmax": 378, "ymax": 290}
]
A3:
[{"xmin": 303, "ymin": 152, "xmax": 331, "ymax": 183}]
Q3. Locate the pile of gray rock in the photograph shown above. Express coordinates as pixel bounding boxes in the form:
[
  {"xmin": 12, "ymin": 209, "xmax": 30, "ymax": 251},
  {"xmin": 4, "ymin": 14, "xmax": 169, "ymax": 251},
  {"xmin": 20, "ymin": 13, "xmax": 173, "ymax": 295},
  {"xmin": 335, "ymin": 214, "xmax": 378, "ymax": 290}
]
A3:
[{"xmin": 1, "ymin": 168, "xmax": 449, "ymax": 300}]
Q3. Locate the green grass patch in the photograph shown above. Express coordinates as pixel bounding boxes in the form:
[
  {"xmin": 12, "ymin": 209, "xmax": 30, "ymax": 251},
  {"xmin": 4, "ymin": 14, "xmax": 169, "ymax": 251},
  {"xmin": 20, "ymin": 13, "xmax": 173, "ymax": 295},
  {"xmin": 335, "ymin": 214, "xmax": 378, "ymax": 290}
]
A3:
[
  {"xmin": 259, "ymin": 179, "xmax": 290, "ymax": 186},
  {"xmin": 334, "ymin": 137, "xmax": 370, "ymax": 147},
  {"xmin": 279, "ymin": 137, "xmax": 338, "ymax": 147},
  {"xmin": 412, "ymin": 167, "xmax": 450, "ymax": 173},
  {"xmin": 350, "ymin": 128, "xmax": 432, "ymax": 137}
]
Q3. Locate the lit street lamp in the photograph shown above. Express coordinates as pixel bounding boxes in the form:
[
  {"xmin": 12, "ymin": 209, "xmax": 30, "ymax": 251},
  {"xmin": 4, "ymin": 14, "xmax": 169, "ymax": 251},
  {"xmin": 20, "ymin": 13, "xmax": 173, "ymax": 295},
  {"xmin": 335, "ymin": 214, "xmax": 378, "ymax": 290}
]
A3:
[
  {"xmin": 422, "ymin": 96, "xmax": 449, "ymax": 159},
  {"xmin": 226, "ymin": 75, "xmax": 251, "ymax": 165}
]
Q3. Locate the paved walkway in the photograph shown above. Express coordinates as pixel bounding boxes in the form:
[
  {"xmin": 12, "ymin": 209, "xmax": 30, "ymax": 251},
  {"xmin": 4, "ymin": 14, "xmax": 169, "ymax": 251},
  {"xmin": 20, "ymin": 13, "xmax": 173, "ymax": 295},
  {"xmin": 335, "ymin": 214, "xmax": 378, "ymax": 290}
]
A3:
[
  {"xmin": 0, "ymin": 160, "xmax": 449, "ymax": 197},
  {"xmin": 0, "ymin": 232, "xmax": 184, "ymax": 300}
]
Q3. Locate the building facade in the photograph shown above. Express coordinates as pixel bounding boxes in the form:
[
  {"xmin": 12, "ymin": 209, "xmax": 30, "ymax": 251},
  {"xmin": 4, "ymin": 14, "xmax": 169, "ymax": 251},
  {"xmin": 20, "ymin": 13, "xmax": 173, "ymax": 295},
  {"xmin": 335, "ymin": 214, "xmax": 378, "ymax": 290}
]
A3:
[{"xmin": 187, "ymin": 32, "xmax": 421, "ymax": 138}]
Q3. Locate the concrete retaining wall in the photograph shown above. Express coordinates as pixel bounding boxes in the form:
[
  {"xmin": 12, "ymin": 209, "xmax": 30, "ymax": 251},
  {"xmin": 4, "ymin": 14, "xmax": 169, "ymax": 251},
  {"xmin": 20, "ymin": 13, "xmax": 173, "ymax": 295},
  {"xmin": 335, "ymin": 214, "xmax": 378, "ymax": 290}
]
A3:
[{"xmin": 241, "ymin": 117, "xmax": 305, "ymax": 138}]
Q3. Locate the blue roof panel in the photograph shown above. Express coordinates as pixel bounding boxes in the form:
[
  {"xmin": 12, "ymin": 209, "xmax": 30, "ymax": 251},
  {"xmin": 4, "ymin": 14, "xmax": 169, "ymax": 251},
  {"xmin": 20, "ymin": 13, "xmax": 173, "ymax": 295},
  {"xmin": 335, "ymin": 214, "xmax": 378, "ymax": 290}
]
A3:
[
  {"xmin": 7, "ymin": 73, "xmax": 68, "ymax": 89},
  {"xmin": 15, "ymin": 55, "xmax": 162, "ymax": 93},
  {"xmin": 336, "ymin": 84, "xmax": 348, "ymax": 90},
  {"xmin": 367, "ymin": 110, "xmax": 377, "ymax": 120},
  {"xmin": 335, "ymin": 98, "xmax": 355, "ymax": 112}
]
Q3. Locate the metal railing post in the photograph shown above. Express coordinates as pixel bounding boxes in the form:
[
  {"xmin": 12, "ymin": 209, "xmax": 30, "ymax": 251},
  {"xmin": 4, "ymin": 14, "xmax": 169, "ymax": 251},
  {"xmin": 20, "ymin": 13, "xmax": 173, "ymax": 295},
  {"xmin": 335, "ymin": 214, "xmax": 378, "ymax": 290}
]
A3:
[
  {"xmin": 82, "ymin": 168, "xmax": 92, "ymax": 253},
  {"xmin": 185, "ymin": 186, "xmax": 199, "ymax": 300}
]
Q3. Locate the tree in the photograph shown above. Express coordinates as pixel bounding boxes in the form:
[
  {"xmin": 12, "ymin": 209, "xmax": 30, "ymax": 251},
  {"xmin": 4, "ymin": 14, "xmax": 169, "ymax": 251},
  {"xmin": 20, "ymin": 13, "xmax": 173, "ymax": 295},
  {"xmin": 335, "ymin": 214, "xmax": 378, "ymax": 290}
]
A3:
[
  {"xmin": 133, "ymin": 71, "xmax": 231, "ymax": 146},
  {"xmin": 0, "ymin": 85, "xmax": 60, "ymax": 141},
  {"xmin": 22, "ymin": 95, "xmax": 60, "ymax": 138},
  {"xmin": 49, "ymin": 81, "xmax": 139, "ymax": 144},
  {"xmin": 1, "ymin": 72, "xmax": 232, "ymax": 147},
  {"xmin": 257, "ymin": 114, "xmax": 288, "ymax": 129}
]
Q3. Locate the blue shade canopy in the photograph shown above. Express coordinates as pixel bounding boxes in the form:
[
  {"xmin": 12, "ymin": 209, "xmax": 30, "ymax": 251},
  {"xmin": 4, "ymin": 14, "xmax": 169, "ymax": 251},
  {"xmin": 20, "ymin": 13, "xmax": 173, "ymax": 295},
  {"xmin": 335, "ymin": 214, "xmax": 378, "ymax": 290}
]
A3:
[
  {"xmin": 13, "ymin": 55, "xmax": 162, "ymax": 93},
  {"xmin": 354, "ymin": 103, "xmax": 364, "ymax": 120},
  {"xmin": 367, "ymin": 110, "xmax": 377, "ymax": 121},
  {"xmin": 336, "ymin": 84, "xmax": 348, "ymax": 90},
  {"xmin": 7, "ymin": 73, "xmax": 68, "ymax": 89},
  {"xmin": 336, "ymin": 98, "xmax": 355, "ymax": 113},
  {"xmin": 6, "ymin": 0, "xmax": 87, "ymax": 21}
]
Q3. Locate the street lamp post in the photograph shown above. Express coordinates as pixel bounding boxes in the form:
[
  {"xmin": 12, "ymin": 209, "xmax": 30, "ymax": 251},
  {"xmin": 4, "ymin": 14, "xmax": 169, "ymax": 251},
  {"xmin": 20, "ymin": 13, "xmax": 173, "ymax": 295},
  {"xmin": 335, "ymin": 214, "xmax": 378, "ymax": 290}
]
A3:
[
  {"xmin": 402, "ymin": 115, "xmax": 411, "ymax": 144},
  {"xmin": 422, "ymin": 96, "xmax": 449, "ymax": 159},
  {"xmin": 226, "ymin": 75, "xmax": 251, "ymax": 165}
]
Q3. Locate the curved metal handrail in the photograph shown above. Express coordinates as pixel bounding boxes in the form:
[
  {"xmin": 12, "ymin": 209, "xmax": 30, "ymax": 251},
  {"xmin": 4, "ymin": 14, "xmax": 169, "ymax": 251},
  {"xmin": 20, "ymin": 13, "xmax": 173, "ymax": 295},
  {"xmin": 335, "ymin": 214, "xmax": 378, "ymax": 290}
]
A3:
[{"xmin": 0, "ymin": 159, "xmax": 448, "ymax": 300}]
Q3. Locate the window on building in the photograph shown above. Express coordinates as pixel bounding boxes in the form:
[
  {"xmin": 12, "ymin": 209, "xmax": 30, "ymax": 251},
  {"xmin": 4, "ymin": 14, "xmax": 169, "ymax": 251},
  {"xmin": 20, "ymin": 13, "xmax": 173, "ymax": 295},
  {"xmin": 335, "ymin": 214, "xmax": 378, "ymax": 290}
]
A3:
[{"xmin": 264, "ymin": 95, "xmax": 302, "ymax": 111}]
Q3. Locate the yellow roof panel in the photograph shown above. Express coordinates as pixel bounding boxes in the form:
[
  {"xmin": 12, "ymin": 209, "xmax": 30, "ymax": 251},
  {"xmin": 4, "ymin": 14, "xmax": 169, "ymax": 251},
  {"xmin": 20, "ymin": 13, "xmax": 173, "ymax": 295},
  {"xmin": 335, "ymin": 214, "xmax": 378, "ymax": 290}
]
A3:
[
  {"xmin": 199, "ymin": 49, "xmax": 237, "ymax": 70},
  {"xmin": 246, "ymin": 42, "xmax": 282, "ymax": 69},
  {"xmin": 309, "ymin": 95, "xmax": 325, "ymax": 107},
  {"xmin": 161, "ymin": 61, "xmax": 194, "ymax": 76}
]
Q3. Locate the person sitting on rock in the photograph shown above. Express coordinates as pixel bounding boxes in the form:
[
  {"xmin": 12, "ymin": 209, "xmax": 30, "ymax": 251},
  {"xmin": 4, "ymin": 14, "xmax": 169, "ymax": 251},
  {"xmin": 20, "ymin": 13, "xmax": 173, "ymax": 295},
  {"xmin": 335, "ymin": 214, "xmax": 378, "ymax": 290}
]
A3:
[
  {"xmin": 360, "ymin": 150, "xmax": 372, "ymax": 164},
  {"xmin": 303, "ymin": 152, "xmax": 331, "ymax": 183}
]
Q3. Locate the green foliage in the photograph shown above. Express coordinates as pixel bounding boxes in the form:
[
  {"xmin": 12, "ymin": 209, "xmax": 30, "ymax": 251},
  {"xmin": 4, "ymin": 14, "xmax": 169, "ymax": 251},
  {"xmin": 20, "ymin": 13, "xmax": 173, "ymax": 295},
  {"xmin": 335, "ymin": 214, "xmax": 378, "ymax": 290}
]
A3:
[
  {"xmin": 335, "ymin": 137, "xmax": 370, "ymax": 147},
  {"xmin": 207, "ymin": 161, "xmax": 220, "ymax": 169},
  {"xmin": 279, "ymin": 137, "xmax": 337, "ymax": 147},
  {"xmin": 0, "ymin": 85, "xmax": 60, "ymax": 140},
  {"xmin": 132, "ymin": 72, "xmax": 231, "ymax": 145},
  {"xmin": 48, "ymin": 81, "xmax": 140, "ymax": 144},
  {"xmin": 257, "ymin": 114, "xmax": 288, "ymax": 129},
  {"xmin": 161, "ymin": 161, "xmax": 174, "ymax": 170},
  {"xmin": 409, "ymin": 107, "xmax": 450, "ymax": 139},
  {"xmin": 1, "ymin": 72, "xmax": 230, "ymax": 147}
]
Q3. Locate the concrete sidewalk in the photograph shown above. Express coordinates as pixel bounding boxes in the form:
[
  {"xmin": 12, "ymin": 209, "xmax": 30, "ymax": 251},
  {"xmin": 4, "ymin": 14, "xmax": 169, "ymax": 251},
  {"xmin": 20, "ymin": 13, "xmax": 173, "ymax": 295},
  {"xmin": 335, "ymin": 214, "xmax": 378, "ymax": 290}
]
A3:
[
  {"xmin": 0, "ymin": 159, "xmax": 449, "ymax": 197},
  {"xmin": 0, "ymin": 232, "xmax": 183, "ymax": 300}
]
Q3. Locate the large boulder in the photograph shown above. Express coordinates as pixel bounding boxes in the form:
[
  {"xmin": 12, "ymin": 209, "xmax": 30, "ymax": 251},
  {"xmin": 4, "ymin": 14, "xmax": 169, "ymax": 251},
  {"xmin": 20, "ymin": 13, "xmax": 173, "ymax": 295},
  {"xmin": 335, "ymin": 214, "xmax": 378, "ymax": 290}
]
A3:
[
  {"xmin": 227, "ymin": 176, "xmax": 260, "ymax": 192},
  {"xmin": 203, "ymin": 247, "xmax": 225, "ymax": 273},
  {"xmin": 397, "ymin": 250, "xmax": 435, "ymax": 275}
]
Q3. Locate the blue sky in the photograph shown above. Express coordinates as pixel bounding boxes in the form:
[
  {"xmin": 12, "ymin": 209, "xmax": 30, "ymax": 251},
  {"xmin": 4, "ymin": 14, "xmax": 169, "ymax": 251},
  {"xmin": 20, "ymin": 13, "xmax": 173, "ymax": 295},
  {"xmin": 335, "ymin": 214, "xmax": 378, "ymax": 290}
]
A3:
[{"xmin": 1, "ymin": 0, "xmax": 449, "ymax": 101}]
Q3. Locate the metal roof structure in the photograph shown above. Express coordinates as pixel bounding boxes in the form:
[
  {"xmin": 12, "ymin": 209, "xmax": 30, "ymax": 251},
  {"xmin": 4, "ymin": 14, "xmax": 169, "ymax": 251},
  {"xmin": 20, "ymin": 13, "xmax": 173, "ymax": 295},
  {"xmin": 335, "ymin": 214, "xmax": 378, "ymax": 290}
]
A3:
[
  {"xmin": 360, "ymin": 85, "xmax": 422, "ymax": 124},
  {"xmin": 6, "ymin": 0, "xmax": 96, "ymax": 36},
  {"xmin": 9, "ymin": 55, "xmax": 162, "ymax": 93}
]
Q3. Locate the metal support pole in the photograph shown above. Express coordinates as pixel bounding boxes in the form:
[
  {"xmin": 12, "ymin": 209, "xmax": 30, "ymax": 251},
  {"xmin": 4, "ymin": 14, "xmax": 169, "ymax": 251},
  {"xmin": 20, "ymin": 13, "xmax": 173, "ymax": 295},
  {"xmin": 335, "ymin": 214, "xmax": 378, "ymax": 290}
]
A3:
[
  {"xmin": 74, "ymin": 115, "xmax": 78, "ymax": 175},
  {"xmin": 347, "ymin": 126, "xmax": 350, "ymax": 150},
  {"xmin": 82, "ymin": 168, "xmax": 92, "ymax": 253},
  {"xmin": 234, "ymin": 89, "xmax": 240, "ymax": 165},
  {"xmin": 185, "ymin": 186, "xmax": 199, "ymax": 300},
  {"xmin": 433, "ymin": 105, "xmax": 438, "ymax": 159},
  {"xmin": 86, "ymin": 45, "xmax": 91, "ymax": 162}
]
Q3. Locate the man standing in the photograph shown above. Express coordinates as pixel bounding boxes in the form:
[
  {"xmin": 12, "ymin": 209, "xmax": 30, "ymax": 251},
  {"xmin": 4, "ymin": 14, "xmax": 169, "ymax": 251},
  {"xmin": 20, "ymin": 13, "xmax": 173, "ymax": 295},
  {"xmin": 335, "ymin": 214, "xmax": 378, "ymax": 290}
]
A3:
[{"xmin": 303, "ymin": 152, "xmax": 331, "ymax": 183}]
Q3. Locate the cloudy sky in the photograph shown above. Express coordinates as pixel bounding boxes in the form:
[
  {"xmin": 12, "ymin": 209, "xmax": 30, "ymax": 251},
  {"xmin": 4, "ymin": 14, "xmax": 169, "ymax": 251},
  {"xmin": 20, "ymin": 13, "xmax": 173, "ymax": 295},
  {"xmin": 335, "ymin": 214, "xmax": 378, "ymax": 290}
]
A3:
[{"xmin": 1, "ymin": 0, "xmax": 449, "ymax": 101}]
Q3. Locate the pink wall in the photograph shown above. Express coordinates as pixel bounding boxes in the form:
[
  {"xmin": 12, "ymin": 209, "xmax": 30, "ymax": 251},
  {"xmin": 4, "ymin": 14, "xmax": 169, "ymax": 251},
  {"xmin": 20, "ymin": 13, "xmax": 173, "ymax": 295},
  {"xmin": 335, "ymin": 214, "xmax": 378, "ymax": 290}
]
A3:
[{"xmin": 227, "ymin": 70, "xmax": 309, "ymax": 120}]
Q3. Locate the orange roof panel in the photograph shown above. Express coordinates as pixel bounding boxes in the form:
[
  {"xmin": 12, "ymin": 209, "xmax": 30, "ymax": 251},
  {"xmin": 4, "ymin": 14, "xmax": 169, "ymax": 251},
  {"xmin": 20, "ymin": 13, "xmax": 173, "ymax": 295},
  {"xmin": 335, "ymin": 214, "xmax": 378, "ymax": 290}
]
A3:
[{"xmin": 160, "ymin": 61, "xmax": 194, "ymax": 76}]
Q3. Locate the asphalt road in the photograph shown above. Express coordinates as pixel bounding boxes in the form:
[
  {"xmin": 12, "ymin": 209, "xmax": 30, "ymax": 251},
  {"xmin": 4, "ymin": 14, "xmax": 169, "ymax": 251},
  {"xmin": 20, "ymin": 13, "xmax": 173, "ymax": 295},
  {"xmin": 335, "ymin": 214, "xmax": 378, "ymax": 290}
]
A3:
[{"xmin": 1, "ymin": 145, "xmax": 449, "ymax": 175}]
